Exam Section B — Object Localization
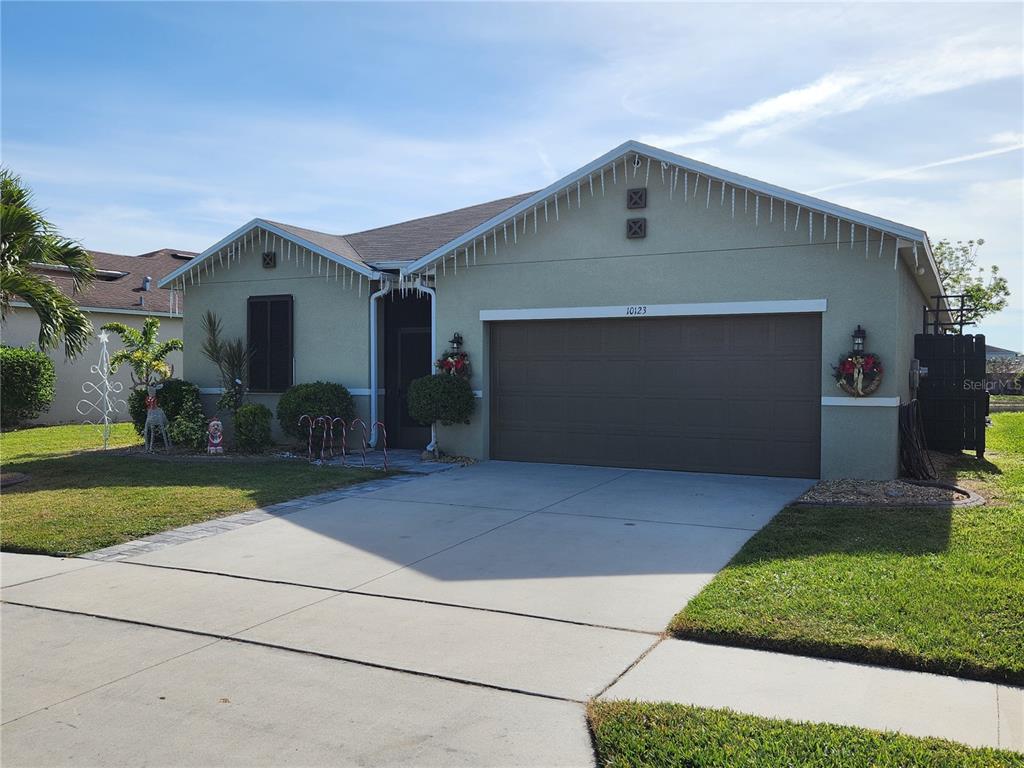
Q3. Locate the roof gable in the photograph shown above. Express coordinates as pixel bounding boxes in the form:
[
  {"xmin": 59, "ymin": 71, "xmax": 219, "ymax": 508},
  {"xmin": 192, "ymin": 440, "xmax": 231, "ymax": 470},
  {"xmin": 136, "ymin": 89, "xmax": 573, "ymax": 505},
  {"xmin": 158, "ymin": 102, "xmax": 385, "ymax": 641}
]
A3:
[
  {"xmin": 158, "ymin": 218, "xmax": 380, "ymax": 289},
  {"xmin": 401, "ymin": 141, "xmax": 937, "ymax": 293}
]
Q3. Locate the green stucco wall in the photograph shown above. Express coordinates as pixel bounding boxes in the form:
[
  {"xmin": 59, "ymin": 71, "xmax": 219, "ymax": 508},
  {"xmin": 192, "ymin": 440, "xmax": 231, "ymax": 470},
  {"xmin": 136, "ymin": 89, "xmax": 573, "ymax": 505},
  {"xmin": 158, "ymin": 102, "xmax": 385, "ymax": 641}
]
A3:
[
  {"xmin": 180, "ymin": 239, "xmax": 372, "ymax": 437},
  {"xmin": 429, "ymin": 172, "xmax": 925, "ymax": 479}
]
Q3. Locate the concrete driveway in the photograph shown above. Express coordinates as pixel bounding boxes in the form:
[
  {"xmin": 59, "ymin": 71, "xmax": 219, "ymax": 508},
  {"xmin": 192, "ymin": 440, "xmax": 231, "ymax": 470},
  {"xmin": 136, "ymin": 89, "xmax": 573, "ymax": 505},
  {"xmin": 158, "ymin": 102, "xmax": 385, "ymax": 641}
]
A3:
[{"xmin": 1, "ymin": 462, "xmax": 810, "ymax": 767}]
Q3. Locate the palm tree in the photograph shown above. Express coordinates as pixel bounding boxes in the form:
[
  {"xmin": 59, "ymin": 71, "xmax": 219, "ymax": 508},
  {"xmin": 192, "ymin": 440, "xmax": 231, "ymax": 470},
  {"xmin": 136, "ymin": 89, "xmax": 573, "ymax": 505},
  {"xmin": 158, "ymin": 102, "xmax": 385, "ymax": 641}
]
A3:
[
  {"xmin": 0, "ymin": 169, "xmax": 96, "ymax": 358},
  {"xmin": 103, "ymin": 316, "xmax": 183, "ymax": 387}
]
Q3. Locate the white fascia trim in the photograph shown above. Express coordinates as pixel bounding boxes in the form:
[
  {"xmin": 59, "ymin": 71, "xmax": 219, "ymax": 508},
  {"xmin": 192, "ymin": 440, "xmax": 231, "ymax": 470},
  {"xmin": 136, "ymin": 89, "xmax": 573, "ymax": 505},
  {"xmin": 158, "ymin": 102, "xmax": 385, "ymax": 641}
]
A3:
[
  {"xmin": 821, "ymin": 396, "xmax": 901, "ymax": 407},
  {"xmin": 480, "ymin": 299, "xmax": 827, "ymax": 322},
  {"xmin": 158, "ymin": 218, "xmax": 380, "ymax": 288},
  {"xmin": 7, "ymin": 301, "xmax": 179, "ymax": 318},
  {"xmin": 401, "ymin": 139, "xmax": 932, "ymax": 277}
]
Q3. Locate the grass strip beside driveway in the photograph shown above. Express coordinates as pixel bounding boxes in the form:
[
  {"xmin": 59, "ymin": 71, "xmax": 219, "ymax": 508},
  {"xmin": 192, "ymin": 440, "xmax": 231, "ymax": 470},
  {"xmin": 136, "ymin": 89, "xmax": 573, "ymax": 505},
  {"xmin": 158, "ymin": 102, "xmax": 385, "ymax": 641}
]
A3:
[
  {"xmin": 587, "ymin": 701, "xmax": 1022, "ymax": 768},
  {"xmin": 1, "ymin": 424, "xmax": 383, "ymax": 556},
  {"xmin": 669, "ymin": 412, "xmax": 1024, "ymax": 685}
]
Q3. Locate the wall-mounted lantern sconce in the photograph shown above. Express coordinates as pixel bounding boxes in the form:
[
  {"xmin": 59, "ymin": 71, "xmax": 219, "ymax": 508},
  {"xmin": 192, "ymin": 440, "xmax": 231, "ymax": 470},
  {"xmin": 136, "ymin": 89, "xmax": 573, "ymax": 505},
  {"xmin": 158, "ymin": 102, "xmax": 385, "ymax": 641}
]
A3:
[
  {"xmin": 852, "ymin": 325, "xmax": 866, "ymax": 355},
  {"xmin": 449, "ymin": 333, "xmax": 464, "ymax": 351}
]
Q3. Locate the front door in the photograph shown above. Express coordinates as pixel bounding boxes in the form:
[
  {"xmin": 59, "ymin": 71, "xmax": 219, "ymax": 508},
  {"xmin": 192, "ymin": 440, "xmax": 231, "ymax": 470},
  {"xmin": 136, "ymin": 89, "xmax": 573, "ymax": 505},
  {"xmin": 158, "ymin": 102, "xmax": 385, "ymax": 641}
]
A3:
[
  {"xmin": 383, "ymin": 294, "xmax": 433, "ymax": 449},
  {"xmin": 396, "ymin": 327, "xmax": 432, "ymax": 448}
]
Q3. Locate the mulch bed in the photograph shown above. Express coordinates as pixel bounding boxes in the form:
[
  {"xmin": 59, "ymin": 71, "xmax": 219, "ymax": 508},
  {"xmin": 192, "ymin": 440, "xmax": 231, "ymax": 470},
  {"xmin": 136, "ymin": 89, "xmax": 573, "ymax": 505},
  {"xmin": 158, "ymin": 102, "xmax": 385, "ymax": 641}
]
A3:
[{"xmin": 795, "ymin": 479, "xmax": 982, "ymax": 508}]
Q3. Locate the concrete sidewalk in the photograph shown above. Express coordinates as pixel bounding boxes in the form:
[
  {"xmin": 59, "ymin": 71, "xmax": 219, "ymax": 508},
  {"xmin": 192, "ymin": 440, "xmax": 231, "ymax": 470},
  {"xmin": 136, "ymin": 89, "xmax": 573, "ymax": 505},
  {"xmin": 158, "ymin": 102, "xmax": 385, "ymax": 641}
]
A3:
[{"xmin": 601, "ymin": 637, "xmax": 1024, "ymax": 752}]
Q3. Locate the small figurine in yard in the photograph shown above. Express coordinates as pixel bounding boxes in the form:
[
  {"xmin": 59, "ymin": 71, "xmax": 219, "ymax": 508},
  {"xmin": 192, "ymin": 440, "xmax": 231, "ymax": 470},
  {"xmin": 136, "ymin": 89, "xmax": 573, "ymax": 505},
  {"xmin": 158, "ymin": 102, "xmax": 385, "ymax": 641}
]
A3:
[
  {"xmin": 207, "ymin": 418, "xmax": 224, "ymax": 455},
  {"xmin": 143, "ymin": 382, "xmax": 171, "ymax": 452}
]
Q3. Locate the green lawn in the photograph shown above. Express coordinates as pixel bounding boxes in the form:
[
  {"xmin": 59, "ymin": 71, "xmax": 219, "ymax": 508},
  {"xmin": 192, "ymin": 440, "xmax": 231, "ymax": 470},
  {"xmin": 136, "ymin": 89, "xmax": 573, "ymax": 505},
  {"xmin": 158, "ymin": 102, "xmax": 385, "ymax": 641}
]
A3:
[
  {"xmin": 1, "ymin": 423, "xmax": 382, "ymax": 555},
  {"xmin": 670, "ymin": 412, "xmax": 1024, "ymax": 685},
  {"xmin": 588, "ymin": 701, "xmax": 1023, "ymax": 768}
]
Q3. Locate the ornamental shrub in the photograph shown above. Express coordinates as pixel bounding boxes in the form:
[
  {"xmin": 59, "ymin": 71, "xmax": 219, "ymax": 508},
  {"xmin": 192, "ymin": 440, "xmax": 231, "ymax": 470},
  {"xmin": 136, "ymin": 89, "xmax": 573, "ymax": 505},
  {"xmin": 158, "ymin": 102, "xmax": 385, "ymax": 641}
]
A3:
[
  {"xmin": 235, "ymin": 402, "xmax": 273, "ymax": 452},
  {"xmin": 0, "ymin": 346, "xmax": 56, "ymax": 428},
  {"xmin": 407, "ymin": 374, "xmax": 475, "ymax": 427},
  {"xmin": 167, "ymin": 398, "xmax": 208, "ymax": 452},
  {"xmin": 127, "ymin": 378, "xmax": 202, "ymax": 436},
  {"xmin": 276, "ymin": 382, "xmax": 355, "ymax": 441}
]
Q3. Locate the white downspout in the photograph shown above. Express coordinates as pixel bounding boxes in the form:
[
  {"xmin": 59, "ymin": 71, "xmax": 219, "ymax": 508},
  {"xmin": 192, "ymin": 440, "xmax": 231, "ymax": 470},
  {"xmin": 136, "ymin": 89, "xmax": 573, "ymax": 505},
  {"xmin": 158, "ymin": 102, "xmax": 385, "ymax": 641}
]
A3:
[
  {"xmin": 417, "ymin": 281, "xmax": 438, "ymax": 454},
  {"xmin": 368, "ymin": 277, "xmax": 391, "ymax": 447}
]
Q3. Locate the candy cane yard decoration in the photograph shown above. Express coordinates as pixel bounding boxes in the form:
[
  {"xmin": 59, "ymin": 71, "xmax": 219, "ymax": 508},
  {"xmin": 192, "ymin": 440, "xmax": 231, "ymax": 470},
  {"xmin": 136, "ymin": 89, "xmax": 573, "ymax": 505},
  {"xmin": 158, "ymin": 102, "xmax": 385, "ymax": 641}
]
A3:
[
  {"xmin": 298, "ymin": 414, "xmax": 314, "ymax": 461},
  {"xmin": 350, "ymin": 418, "xmax": 369, "ymax": 467},
  {"xmin": 372, "ymin": 422, "xmax": 389, "ymax": 471},
  {"xmin": 331, "ymin": 418, "xmax": 347, "ymax": 465}
]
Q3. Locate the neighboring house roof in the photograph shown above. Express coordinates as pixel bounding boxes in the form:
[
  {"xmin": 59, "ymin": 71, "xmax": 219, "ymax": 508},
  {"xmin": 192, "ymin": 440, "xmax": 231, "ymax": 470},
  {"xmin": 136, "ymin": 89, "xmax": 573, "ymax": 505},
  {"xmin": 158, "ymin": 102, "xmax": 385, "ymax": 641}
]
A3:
[
  {"xmin": 26, "ymin": 248, "xmax": 195, "ymax": 316},
  {"xmin": 160, "ymin": 140, "xmax": 941, "ymax": 303},
  {"xmin": 987, "ymin": 345, "xmax": 1022, "ymax": 358}
]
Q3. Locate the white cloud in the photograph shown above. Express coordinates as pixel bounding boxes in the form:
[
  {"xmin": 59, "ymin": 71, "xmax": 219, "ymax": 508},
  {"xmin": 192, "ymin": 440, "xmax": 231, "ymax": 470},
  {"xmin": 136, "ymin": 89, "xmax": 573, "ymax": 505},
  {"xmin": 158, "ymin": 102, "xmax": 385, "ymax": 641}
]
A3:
[
  {"xmin": 644, "ymin": 34, "xmax": 1022, "ymax": 148},
  {"xmin": 809, "ymin": 145, "xmax": 1024, "ymax": 194},
  {"xmin": 990, "ymin": 131, "xmax": 1024, "ymax": 146}
]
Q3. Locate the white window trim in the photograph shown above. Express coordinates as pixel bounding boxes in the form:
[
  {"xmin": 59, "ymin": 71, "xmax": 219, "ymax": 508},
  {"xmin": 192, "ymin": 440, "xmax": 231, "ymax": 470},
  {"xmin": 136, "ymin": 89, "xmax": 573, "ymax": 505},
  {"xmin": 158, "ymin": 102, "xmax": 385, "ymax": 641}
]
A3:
[
  {"xmin": 821, "ymin": 396, "xmax": 901, "ymax": 407},
  {"xmin": 480, "ymin": 299, "xmax": 827, "ymax": 322}
]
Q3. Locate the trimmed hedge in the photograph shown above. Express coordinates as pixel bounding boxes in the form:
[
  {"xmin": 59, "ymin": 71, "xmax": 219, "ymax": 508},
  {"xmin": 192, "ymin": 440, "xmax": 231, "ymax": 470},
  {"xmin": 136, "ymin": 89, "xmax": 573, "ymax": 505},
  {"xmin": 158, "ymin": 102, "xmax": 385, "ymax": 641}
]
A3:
[
  {"xmin": 276, "ymin": 382, "xmax": 355, "ymax": 441},
  {"xmin": 235, "ymin": 403, "xmax": 273, "ymax": 452},
  {"xmin": 407, "ymin": 373, "xmax": 475, "ymax": 426},
  {"xmin": 127, "ymin": 379, "xmax": 202, "ymax": 436},
  {"xmin": 0, "ymin": 346, "xmax": 56, "ymax": 428}
]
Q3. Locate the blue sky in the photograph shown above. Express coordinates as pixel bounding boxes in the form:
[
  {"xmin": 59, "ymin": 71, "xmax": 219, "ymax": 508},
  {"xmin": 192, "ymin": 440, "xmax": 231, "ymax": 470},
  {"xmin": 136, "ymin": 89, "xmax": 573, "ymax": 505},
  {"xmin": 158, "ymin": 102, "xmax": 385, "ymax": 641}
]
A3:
[{"xmin": 3, "ymin": 2, "xmax": 1022, "ymax": 349}]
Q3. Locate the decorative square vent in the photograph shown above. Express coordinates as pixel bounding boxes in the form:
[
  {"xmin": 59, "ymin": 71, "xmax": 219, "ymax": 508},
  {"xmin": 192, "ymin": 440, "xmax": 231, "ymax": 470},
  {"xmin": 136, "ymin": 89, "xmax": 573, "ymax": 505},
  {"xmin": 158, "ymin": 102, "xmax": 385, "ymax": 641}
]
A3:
[
  {"xmin": 627, "ymin": 187, "xmax": 647, "ymax": 209},
  {"xmin": 262, "ymin": 251, "xmax": 277, "ymax": 269},
  {"xmin": 626, "ymin": 218, "xmax": 647, "ymax": 239}
]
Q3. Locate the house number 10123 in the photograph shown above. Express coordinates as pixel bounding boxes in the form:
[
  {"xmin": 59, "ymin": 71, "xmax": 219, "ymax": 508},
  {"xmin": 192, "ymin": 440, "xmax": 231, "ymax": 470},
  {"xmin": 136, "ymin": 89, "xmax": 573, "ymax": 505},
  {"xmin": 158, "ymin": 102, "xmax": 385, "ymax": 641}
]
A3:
[{"xmin": 625, "ymin": 305, "xmax": 648, "ymax": 316}]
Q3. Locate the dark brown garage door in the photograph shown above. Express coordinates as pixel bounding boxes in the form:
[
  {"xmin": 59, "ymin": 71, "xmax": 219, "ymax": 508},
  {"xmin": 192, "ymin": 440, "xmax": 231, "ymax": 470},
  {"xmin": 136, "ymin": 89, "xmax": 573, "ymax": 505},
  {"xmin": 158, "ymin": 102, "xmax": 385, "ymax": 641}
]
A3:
[{"xmin": 489, "ymin": 314, "xmax": 821, "ymax": 478}]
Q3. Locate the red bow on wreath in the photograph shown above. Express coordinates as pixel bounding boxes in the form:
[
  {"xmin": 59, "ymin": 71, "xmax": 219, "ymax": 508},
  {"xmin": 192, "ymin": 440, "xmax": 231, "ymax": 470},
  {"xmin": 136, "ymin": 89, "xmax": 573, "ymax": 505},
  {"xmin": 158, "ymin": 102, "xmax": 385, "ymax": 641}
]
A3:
[
  {"xmin": 437, "ymin": 351, "xmax": 471, "ymax": 379},
  {"xmin": 833, "ymin": 352, "xmax": 883, "ymax": 397}
]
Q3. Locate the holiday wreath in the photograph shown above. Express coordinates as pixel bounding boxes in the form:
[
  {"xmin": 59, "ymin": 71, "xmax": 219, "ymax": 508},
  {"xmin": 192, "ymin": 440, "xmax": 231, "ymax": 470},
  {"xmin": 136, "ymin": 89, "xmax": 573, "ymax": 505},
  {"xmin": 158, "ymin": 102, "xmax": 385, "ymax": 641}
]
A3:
[
  {"xmin": 437, "ymin": 350, "xmax": 471, "ymax": 380},
  {"xmin": 833, "ymin": 352, "xmax": 883, "ymax": 397}
]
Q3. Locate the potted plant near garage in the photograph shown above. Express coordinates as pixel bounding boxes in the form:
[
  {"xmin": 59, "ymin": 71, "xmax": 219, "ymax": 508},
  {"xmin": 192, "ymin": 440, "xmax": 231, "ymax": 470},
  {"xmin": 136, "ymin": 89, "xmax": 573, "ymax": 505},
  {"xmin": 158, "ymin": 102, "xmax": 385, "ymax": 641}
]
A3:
[{"xmin": 407, "ymin": 334, "xmax": 475, "ymax": 458}]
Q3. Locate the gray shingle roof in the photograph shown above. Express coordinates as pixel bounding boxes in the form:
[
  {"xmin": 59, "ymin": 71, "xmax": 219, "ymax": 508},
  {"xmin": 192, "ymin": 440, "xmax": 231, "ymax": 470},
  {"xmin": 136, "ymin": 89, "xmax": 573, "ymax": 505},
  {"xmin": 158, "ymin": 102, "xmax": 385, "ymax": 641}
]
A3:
[
  {"xmin": 247, "ymin": 194, "xmax": 533, "ymax": 272},
  {"xmin": 343, "ymin": 193, "xmax": 534, "ymax": 265},
  {"xmin": 262, "ymin": 220, "xmax": 365, "ymax": 267}
]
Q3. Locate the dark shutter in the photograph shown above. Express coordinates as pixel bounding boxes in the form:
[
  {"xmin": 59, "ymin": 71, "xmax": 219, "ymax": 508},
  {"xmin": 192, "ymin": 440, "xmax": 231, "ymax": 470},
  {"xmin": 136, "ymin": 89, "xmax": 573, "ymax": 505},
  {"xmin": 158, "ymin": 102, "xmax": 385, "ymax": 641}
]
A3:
[{"xmin": 247, "ymin": 295, "xmax": 293, "ymax": 391}]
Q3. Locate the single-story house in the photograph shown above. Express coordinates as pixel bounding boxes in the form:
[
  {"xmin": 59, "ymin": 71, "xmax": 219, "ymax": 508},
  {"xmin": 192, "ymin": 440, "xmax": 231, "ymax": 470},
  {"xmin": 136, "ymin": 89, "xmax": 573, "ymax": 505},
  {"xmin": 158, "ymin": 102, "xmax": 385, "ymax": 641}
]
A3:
[
  {"xmin": 5, "ymin": 248, "xmax": 192, "ymax": 424},
  {"xmin": 161, "ymin": 140, "xmax": 945, "ymax": 479}
]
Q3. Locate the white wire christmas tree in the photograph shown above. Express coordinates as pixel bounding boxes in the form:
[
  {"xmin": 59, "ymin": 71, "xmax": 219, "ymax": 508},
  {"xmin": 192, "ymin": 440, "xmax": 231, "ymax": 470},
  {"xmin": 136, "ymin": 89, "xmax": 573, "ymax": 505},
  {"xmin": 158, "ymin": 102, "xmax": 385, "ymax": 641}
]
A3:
[{"xmin": 76, "ymin": 330, "xmax": 126, "ymax": 449}]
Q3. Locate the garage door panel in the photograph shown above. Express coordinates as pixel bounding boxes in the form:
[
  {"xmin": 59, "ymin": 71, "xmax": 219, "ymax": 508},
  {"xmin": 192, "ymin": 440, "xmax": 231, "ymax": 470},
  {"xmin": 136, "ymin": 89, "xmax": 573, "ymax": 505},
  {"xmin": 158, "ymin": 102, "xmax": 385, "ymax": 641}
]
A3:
[
  {"xmin": 643, "ymin": 322, "xmax": 686, "ymax": 352},
  {"xmin": 774, "ymin": 315, "xmax": 822, "ymax": 348},
  {"xmin": 564, "ymin": 359, "xmax": 639, "ymax": 391},
  {"xmin": 727, "ymin": 320, "xmax": 771, "ymax": 353},
  {"xmin": 772, "ymin": 359, "xmax": 820, "ymax": 395},
  {"xmin": 490, "ymin": 315, "xmax": 820, "ymax": 478},
  {"xmin": 528, "ymin": 324, "xmax": 568, "ymax": 353}
]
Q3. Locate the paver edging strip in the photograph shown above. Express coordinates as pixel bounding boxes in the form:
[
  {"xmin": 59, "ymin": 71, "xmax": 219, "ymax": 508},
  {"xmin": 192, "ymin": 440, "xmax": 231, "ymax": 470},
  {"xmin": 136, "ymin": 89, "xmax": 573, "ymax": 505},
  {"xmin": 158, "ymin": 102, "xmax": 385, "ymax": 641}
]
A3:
[{"xmin": 76, "ymin": 468, "xmax": 453, "ymax": 562}]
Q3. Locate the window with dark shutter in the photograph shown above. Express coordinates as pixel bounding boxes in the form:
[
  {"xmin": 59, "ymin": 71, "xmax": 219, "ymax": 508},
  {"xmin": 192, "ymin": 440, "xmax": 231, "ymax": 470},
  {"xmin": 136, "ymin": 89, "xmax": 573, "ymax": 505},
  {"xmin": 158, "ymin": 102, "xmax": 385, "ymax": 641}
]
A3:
[{"xmin": 247, "ymin": 295, "xmax": 293, "ymax": 392}]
